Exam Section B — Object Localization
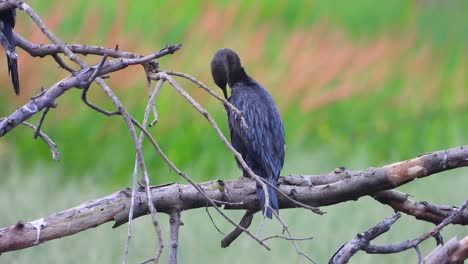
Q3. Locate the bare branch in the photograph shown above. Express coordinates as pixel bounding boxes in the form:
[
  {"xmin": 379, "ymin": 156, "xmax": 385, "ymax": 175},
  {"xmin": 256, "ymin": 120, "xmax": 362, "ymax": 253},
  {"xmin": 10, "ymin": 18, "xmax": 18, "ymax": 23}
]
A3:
[
  {"xmin": 330, "ymin": 200, "xmax": 468, "ymax": 263},
  {"xmin": 329, "ymin": 213, "xmax": 402, "ymax": 264},
  {"xmin": 169, "ymin": 211, "xmax": 182, "ymax": 264},
  {"xmin": 372, "ymin": 190, "xmax": 468, "ymax": 225},
  {"xmin": 221, "ymin": 210, "xmax": 256, "ymax": 248},
  {"xmin": 0, "ymin": 45, "xmax": 181, "ymax": 137},
  {"xmin": 1, "ymin": 144, "xmax": 466, "ymax": 254},
  {"xmin": 364, "ymin": 200, "xmax": 468, "ymax": 254},
  {"xmin": 14, "ymin": 32, "xmax": 140, "ymax": 59}
]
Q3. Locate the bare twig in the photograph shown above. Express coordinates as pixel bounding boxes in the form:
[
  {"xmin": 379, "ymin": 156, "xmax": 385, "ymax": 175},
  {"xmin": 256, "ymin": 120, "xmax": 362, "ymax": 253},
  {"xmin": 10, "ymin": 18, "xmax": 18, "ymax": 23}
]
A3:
[
  {"xmin": 88, "ymin": 53, "xmax": 109, "ymax": 83},
  {"xmin": 205, "ymin": 207, "xmax": 226, "ymax": 236},
  {"xmin": 164, "ymin": 70, "xmax": 244, "ymax": 120},
  {"xmin": 21, "ymin": 121, "xmax": 59, "ymax": 161},
  {"xmin": 122, "ymin": 162, "xmax": 139, "ymax": 264},
  {"xmin": 262, "ymin": 235, "xmax": 314, "ymax": 242},
  {"xmin": 33, "ymin": 107, "xmax": 50, "ymax": 139},
  {"xmin": 51, "ymin": 54, "xmax": 75, "ymax": 72},
  {"xmin": 271, "ymin": 209, "xmax": 316, "ymax": 264}
]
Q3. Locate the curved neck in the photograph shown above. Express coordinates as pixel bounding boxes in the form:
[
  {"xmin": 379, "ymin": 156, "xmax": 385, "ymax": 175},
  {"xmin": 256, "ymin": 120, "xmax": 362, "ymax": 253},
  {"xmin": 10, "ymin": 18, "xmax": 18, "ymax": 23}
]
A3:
[{"xmin": 228, "ymin": 66, "xmax": 249, "ymax": 87}]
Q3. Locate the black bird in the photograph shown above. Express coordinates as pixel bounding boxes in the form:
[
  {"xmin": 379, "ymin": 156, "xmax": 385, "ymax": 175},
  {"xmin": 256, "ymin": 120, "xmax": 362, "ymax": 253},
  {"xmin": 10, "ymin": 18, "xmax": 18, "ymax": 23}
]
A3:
[
  {"xmin": 211, "ymin": 48, "xmax": 285, "ymax": 218},
  {"xmin": 0, "ymin": 8, "xmax": 19, "ymax": 95}
]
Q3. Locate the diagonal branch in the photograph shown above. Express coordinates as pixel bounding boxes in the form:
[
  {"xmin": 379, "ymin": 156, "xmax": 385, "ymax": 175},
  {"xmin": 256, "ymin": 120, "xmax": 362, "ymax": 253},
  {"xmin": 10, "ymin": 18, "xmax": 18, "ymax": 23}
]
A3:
[
  {"xmin": 330, "ymin": 200, "xmax": 468, "ymax": 264},
  {"xmin": 0, "ymin": 44, "xmax": 182, "ymax": 137}
]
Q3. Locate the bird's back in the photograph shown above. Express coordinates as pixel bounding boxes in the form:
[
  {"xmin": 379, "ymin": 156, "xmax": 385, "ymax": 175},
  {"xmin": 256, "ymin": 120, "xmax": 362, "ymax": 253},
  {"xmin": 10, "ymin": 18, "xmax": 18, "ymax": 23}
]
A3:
[{"xmin": 228, "ymin": 79, "xmax": 285, "ymax": 180}]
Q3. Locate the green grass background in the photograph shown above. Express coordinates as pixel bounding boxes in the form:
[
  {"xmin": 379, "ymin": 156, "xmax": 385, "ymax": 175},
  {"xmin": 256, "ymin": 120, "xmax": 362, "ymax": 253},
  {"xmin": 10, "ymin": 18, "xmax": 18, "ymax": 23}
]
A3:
[{"xmin": 0, "ymin": 0, "xmax": 467, "ymax": 263}]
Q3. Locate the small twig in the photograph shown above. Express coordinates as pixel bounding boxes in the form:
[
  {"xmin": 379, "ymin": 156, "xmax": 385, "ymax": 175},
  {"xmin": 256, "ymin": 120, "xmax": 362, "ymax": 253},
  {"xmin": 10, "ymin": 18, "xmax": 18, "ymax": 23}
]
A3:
[
  {"xmin": 169, "ymin": 210, "xmax": 182, "ymax": 264},
  {"xmin": 262, "ymin": 235, "xmax": 314, "ymax": 242},
  {"xmin": 122, "ymin": 161, "xmax": 139, "ymax": 264},
  {"xmin": 148, "ymin": 79, "xmax": 164, "ymax": 128},
  {"xmin": 415, "ymin": 245, "xmax": 422, "ymax": 264},
  {"xmin": 33, "ymin": 107, "xmax": 50, "ymax": 139},
  {"xmin": 21, "ymin": 121, "xmax": 59, "ymax": 161},
  {"xmin": 81, "ymin": 87, "xmax": 121, "ymax": 116},
  {"xmin": 140, "ymin": 258, "xmax": 156, "ymax": 264},
  {"xmin": 164, "ymin": 70, "xmax": 244, "ymax": 120},
  {"xmin": 271, "ymin": 209, "xmax": 316, "ymax": 264},
  {"xmin": 432, "ymin": 232, "xmax": 444, "ymax": 246},
  {"xmin": 51, "ymin": 54, "xmax": 75, "ymax": 72},
  {"xmin": 205, "ymin": 207, "xmax": 226, "ymax": 236},
  {"xmin": 88, "ymin": 53, "xmax": 109, "ymax": 83}
]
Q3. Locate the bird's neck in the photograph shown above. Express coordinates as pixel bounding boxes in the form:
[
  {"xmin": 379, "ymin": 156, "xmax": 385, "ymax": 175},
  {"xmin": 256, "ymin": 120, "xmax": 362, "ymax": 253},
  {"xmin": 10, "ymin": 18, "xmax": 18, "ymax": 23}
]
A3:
[{"xmin": 228, "ymin": 67, "xmax": 250, "ymax": 87}]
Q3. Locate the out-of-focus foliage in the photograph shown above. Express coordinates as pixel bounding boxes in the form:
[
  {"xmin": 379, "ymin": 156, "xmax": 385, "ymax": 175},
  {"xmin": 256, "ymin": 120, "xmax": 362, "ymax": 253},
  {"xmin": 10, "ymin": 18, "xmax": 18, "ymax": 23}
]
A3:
[{"xmin": 0, "ymin": 0, "xmax": 466, "ymax": 188}]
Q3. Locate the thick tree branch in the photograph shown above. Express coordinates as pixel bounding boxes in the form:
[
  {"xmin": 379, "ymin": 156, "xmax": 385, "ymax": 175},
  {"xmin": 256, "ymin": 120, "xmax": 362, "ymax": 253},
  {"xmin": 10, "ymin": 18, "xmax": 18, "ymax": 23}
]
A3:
[{"xmin": 1, "ymin": 146, "xmax": 467, "ymax": 254}]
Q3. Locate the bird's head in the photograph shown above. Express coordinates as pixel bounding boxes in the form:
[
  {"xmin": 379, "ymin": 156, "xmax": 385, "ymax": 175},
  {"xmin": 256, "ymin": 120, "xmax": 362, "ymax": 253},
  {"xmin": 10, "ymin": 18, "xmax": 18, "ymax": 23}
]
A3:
[{"xmin": 210, "ymin": 48, "xmax": 242, "ymax": 99}]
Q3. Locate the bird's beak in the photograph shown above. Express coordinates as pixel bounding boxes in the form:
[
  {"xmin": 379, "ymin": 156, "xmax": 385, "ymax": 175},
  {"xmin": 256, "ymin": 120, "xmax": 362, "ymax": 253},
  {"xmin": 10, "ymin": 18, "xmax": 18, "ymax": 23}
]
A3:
[{"xmin": 222, "ymin": 87, "xmax": 228, "ymax": 99}]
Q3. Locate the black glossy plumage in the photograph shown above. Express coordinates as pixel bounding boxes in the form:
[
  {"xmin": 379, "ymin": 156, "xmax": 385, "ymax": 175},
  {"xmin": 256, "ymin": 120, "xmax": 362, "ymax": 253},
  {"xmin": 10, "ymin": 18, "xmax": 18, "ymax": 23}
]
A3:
[
  {"xmin": 0, "ymin": 8, "xmax": 19, "ymax": 95},
  {"xmin": 211, "ymin": 48, "xmax": 285, "ymax": 218}
]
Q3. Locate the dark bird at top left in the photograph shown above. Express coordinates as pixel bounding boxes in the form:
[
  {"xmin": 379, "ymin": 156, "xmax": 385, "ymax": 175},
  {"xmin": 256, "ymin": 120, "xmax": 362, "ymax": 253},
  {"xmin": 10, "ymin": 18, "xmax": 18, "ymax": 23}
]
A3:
[{"xmin": 0, "ymin": 7, "xmax": 19, "ymax": 95}]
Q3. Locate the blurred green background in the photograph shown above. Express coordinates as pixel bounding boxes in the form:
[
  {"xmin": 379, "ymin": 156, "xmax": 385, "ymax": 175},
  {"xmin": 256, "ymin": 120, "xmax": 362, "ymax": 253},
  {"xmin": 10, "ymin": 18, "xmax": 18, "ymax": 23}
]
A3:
[{"xmin": 1, "ymin": 0, "xmax": 467, "ymax": 263}]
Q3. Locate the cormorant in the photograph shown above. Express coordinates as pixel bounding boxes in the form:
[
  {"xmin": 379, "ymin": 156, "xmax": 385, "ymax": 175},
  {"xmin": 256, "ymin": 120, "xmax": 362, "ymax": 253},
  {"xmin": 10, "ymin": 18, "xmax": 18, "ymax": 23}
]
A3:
[
  {"xmin": 0, "ymin": 7, "xmax": 19, "ymax": 95},
  {"xmin": 211, "ymin": 48, "xmax": 285, "ymax": 218}
]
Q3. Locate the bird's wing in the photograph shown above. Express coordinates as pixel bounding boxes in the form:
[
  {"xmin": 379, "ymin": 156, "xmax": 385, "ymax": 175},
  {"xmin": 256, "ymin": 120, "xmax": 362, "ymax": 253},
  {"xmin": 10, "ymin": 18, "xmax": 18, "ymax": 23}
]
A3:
[{"xmin": 228, "ymin": 90, "xmax": 285, "ymax": 180}]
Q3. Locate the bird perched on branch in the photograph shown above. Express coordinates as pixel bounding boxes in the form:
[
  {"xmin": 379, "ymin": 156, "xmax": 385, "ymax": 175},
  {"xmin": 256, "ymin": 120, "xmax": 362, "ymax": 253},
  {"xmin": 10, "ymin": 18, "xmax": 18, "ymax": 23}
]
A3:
[
  {"xmin": 211, "ymin": 48, "xmax": 285, "ymax": 218},
  {"xmin": 0, "ymin": 7, "xmax": 19, "ymax": 95}
]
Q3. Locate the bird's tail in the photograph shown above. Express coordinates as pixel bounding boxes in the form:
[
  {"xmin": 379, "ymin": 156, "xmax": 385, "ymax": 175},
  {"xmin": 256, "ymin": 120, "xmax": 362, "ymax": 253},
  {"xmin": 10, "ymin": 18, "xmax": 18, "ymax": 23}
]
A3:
[
  {"xmin": 256, "ymin": 178, "xmax": 279, "ymax": 219},
  {"xmin": 3, "ymin": 21, "xmax": 19, "ymax": 95},
  {"xmin": 7, "ymin": 52, "xmax": 19, "ymax": 95}
]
